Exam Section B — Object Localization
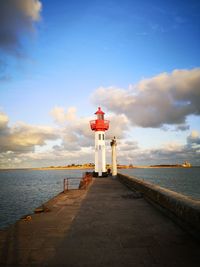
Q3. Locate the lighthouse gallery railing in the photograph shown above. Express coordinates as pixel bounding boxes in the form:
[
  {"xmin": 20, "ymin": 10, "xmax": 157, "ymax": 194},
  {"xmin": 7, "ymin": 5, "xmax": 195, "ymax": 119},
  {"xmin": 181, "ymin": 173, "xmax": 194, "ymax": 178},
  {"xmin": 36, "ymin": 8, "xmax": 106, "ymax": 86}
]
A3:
[{"xmin": 90, "ymin": 120, "xmax": 109, "ymax": 131}]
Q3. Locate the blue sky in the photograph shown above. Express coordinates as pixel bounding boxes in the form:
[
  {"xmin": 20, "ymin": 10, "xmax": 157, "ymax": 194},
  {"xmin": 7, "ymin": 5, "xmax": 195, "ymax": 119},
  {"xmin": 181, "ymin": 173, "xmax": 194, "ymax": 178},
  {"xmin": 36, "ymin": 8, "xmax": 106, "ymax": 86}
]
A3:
[{"xmin": 0, "ymin": 0, "xmax": 200, "ymax": 168}]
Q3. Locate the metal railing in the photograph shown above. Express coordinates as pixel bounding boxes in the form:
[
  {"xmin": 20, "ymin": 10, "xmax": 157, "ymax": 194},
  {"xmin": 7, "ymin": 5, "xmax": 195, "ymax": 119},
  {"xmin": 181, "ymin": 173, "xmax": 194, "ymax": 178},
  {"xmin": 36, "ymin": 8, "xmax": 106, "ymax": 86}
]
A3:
[
  {"xmin": 63, "ymin": 172, "xmax": 93, "ymax": 192},
  {"xmin": 63, "ymin": 178, "xmax": 81, "ymax": 191}
]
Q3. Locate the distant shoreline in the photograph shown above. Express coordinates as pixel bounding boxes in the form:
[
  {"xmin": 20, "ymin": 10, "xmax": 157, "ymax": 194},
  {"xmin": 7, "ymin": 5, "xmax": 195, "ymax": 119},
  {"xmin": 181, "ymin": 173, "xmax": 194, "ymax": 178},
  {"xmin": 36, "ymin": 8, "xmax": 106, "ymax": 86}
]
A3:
[
  {"xmin": 0, "ymin": 165, "xmax": 196, "ymax": 171},
  {"xmin": 0, "ymin": 166, "xmax": 93, "ymax": 171},
  {"xmin": 33, "ymin": 167, "xmax": 94, "ymax": 171}
]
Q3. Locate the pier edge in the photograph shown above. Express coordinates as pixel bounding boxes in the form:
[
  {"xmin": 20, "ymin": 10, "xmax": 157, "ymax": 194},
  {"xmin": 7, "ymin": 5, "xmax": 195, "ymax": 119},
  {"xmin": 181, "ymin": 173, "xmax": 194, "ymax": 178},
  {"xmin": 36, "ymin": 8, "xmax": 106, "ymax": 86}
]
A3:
[{"xmin": 117, "ymin": 172, "xmax": 200, "ymax": 240}]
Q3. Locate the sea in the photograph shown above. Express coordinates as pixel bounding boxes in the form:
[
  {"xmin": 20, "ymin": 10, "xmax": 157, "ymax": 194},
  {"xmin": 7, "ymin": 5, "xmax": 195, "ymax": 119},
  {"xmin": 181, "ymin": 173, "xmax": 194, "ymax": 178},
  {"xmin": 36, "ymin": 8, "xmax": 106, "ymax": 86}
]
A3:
[
  {"xmin": 0, "ymin": 169, "xmax": 87, "ymax": 230},
  {"xmin": 0, "ymin": 167, "xmax": 200, "ymax": 230},
  {"xmin": 120, "ymin": 167, "xmax": 200, "ymax": 199}
]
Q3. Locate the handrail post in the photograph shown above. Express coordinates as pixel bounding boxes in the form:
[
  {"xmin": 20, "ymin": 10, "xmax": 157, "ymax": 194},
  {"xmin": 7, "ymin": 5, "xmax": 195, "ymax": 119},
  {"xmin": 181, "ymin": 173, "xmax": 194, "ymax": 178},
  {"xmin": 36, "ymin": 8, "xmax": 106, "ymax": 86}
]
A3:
[{"xmin": 63, "ymin": 178, "xmax": 66, "ymax": 192}]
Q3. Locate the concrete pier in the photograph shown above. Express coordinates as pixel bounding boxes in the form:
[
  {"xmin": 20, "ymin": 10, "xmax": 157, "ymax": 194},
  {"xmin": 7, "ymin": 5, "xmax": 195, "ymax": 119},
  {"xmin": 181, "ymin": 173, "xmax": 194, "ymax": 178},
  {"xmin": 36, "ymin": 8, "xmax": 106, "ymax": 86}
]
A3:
[
  {"xmin": 0, "ymin": 177, "xmax": 200, "ymax": 266},
  {"xmin": 117, "ymin": 173, "xmax": 200, "ymax": 239}
]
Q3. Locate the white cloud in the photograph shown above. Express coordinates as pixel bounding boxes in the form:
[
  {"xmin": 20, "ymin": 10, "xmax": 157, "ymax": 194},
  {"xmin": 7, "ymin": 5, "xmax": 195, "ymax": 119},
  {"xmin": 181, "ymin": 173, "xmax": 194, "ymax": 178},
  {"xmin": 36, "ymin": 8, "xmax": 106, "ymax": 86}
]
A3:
[
  {"xmin": 117, "ymin": 140, "xmax": 139, "ymax": 151},
  {"xmin": 106, "ymin": 113, "xmax": 129, "ymax": 139},
  {"xmin": 162, "ymin": 141, "xmax": 183, "ymax": 152},
  {"xmin": 51, "ymin": 106, "xmax": 77, "ymax": 124},
  {"xmin": 0, "ymin": 117, "xmax": 58, "ymax": 153},
  {"xmin": 91, "ymin": 68, "xmax": 200, "ymax": 128}
]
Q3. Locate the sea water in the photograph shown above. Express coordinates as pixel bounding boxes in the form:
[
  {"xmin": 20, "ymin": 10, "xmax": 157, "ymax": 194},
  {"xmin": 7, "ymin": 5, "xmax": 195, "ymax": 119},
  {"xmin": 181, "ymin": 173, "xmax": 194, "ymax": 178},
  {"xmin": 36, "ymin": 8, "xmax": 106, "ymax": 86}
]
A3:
[{"xmin": 120, "ymin": 167, "xmax": 200, "ymax": 200}]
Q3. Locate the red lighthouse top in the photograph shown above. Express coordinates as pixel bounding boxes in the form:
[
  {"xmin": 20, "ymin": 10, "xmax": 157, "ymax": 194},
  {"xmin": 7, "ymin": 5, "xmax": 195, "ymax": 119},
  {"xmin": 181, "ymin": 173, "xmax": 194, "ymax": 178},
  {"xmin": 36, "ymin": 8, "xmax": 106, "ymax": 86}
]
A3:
[
  {"xmin": 95, "ymin": 107, "xmax": 105, "ymax": 116},
  {"xmin": 90, "ymin": 107, "xmax": 109, "ymax": 131}
]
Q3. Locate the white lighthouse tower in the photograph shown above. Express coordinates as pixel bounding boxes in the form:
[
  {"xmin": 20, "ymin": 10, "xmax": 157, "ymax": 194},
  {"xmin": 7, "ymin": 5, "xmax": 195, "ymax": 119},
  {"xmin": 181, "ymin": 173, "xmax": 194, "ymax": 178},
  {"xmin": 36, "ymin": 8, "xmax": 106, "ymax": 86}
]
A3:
[{"xmin": 90, "ymin": 107, "xmax": 110, "ymax": 177}]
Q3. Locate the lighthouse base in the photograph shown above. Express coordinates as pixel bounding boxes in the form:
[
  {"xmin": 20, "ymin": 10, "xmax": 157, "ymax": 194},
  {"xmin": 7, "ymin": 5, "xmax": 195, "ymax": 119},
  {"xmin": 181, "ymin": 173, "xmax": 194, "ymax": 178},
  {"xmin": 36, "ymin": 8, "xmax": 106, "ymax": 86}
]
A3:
[{"xmin": 93, "ymin": 171, "xmax": 108, "ymax": 178}]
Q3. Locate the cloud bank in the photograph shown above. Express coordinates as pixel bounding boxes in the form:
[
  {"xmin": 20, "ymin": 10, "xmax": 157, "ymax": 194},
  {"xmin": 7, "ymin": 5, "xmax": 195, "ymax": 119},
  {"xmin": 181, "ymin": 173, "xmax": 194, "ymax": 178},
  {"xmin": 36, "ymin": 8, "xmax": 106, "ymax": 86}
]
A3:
[
  {"xmin": 91, "ymin": 68, "xmax": 200, "ymax": 129},
  {"xmin": 0, "ymin": 0, "xmax": 42, "ymax": 54},
  {"xmin": 50, "ymin": 106, "xmax": 129, "ymax": 152},
  {"xmin": 0, "ymin": 106, "xmax": 199, "ymax": 168},
  {"xmin": 0, "ymin": 111, "xmax": 57, "ymax": 153},
  {"xmin": 117, "ymin": 135, "xmax": 200, "ymax": 166},
  {"xmin": 0, "ymin": 107, "xmax": 129, "ymax": 168}
]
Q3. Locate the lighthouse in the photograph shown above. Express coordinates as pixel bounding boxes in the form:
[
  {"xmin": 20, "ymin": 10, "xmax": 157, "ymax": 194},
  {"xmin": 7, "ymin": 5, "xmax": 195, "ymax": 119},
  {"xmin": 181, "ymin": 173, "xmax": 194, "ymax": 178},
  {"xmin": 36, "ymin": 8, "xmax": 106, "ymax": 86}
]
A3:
[{"xmin": 90, "ymin": 107, "xmax": 109, "ymax": 177}]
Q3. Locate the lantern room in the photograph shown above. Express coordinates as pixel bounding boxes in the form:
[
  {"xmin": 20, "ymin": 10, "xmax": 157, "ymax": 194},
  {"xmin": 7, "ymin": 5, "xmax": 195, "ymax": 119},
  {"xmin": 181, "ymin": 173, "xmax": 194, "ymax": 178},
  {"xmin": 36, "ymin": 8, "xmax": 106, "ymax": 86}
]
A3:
[{"xmin": 90, "ymin": 107, "xmax": 109, "ymax": 131}]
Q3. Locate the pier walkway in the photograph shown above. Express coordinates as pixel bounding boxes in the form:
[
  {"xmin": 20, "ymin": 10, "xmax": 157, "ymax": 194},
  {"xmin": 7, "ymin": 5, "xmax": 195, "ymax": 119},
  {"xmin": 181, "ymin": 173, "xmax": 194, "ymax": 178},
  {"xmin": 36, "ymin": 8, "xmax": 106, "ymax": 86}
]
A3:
[{"xmin": 0, "ymin": 177, "xmax": 200, "ymax": 266}]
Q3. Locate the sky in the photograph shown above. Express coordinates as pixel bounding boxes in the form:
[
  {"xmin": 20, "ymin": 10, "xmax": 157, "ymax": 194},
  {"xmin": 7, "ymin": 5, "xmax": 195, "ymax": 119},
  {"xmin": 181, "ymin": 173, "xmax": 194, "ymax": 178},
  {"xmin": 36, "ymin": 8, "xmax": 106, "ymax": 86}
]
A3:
[{"xmin": 0, "ymin": 0, "xmax": 200, "ymax": 168}]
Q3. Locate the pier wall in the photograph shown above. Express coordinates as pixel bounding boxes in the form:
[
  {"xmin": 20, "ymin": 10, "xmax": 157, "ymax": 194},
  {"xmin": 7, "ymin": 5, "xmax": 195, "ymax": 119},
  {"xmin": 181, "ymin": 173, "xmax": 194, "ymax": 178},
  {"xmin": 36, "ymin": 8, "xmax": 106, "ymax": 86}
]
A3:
[{"xmin": 117, "ymin": 173, "xmax": 200, "ymax": 239}]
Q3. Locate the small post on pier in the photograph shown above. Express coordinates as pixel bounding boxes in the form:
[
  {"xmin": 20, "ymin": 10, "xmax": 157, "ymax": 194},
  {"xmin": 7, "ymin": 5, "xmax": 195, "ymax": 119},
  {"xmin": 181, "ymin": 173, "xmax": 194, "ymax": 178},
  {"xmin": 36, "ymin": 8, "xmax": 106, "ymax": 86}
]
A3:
[
  {"xmin": 63, "ymin": 178, "xmax": 66, "ymax": 192},
  {"xmin": 63, "ymin": 178, "xmax": 69, "ymax": 192},
  {"xmin": 110, "ymin": 136, "xmax": 117, "ymax": 177}
]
